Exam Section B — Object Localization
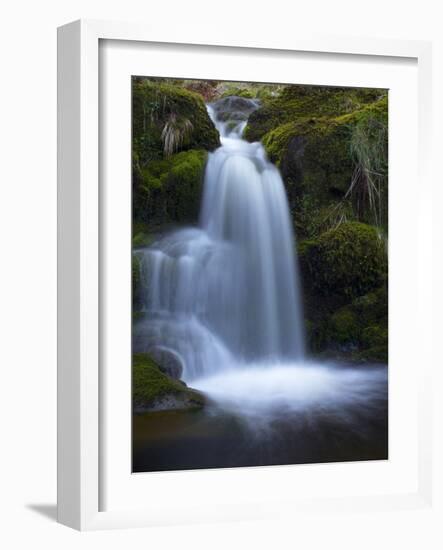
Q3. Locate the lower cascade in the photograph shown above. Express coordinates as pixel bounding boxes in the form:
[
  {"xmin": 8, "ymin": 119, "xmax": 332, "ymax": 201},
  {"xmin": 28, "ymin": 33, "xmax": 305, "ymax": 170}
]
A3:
[{"xmin": 134, "ymin": 96, "xmax": 306, "ymax": 381}]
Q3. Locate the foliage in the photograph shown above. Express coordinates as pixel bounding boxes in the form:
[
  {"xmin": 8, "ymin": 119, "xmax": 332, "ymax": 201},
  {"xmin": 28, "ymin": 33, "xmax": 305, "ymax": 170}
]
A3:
[
  {"xmin": 347, "ymin": 98, "xmax": 388, "ymax": 230},
  {"xmin": 161, "ymin": 113, "xmax": 194, "ymax": 157}
]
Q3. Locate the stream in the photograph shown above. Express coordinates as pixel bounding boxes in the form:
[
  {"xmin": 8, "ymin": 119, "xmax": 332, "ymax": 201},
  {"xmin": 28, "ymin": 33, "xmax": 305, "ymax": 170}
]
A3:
[{"xmin": 133, "ymin": 96, "xmax": 388, "ymax": 472}]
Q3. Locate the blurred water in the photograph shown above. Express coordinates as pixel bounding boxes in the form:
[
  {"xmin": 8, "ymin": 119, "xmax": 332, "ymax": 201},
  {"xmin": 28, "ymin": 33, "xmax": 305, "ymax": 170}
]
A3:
[
  {"xmin": 132, "ymin": 96, "xmax": 388, "ymax": 471},
  {"xmin": 135, "ymin": 96, "xmax": 305, "ymax": 380}
]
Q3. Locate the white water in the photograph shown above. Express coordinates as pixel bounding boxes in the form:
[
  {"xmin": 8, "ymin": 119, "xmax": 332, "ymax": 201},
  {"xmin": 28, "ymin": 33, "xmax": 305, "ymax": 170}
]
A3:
[
  {"xmin": 135, "ymin": 96, "xmax": 305, "ymax": 380},
  {"xmin": 192, "ymin": 362, "xmax": 387, "ymax": 427},
  {"xmin": 134, "ymin": 96, "xmax": 386, "ymax": 421}
]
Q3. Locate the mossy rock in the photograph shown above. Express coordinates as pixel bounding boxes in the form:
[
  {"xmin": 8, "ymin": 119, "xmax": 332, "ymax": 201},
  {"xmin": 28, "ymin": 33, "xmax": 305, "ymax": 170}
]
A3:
[
  {"xmin": 299, "ymin": 222, "xmax": 387, "ymax": 301},
  {"xmin": 215, "ymin": 82, "xmax": 284, "ymax": 101},
  {"xmin": 262, "ymin": 97, "xmax": 387, "ymax": 217},
  {"xmin": 244, "ymin": 87, "xmax": 387, "ymax": 237},
  {"xmin": 361, "ymin": 325, "xmax": 388, "ymax": 348},
  {"xmin": 356, "ymin": 345, "xmax": 388, "ymax": 363},
  {"xmin": 328, "ymin": 307, "xmax": 360, "ymax": 346},
  {"xmin": 132, "ymin": 79, "xmax": 219, "ymax": 166},
  {"xmin": 298, "ymin": 222, "xmax": 387, "ymax": 362},
  {"xmin": 303, "ymin": 284, "xmax": 388, "ymax": 362},
  {"xmin": 244, "ymin": 85, "xmax": 385, "ymax": 143},
  {"xmin": 133, "ymin": 353, "xmax": 205, "ymax": 413},
  {"xmin": 134, "ymin": 149, "xmax": 208, "ymax": 227},
  {"xmin": 220, "ymin": 86, "xmax": 255, "ymax": 99},
  {"xmin": 132, "ymin": 231, "xmax": 153, "ymax": 248}
]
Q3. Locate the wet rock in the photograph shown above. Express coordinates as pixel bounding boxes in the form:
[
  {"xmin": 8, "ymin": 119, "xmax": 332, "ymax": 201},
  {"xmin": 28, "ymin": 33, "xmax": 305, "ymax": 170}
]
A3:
[
  {"xmin": 132, "ymin": 353, "xmax": 205, "ymax": 413},
  {"xmin": 147, "ymin": 346, "xmax": 184, "ymax": 380}
]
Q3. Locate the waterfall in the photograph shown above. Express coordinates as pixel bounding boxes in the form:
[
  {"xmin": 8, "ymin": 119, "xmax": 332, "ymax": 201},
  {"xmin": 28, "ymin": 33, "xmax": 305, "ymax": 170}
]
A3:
[{"xmin": 134, "ymin": 96, "xmax": 305, "ymax": 381}]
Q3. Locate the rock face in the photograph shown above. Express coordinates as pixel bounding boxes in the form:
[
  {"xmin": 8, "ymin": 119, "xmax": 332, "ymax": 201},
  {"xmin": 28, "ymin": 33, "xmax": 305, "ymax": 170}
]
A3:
[{"xmin": 132, "ymin": 353, "xmax": 205, "ymax": 413}]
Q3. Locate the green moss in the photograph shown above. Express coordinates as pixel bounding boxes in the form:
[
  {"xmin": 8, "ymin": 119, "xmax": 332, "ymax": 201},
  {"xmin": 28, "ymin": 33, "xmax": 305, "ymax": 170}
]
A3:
[
  {"xmin": 305, "ymin": 296, "xmax": 388, "ymax": 362},
  {"xmin": 133, "ymin": 353, "xmax": 205, "ymax": 411},
  {"xmin": 298, "ymin": 222, "xmax": 387, "ymax": 361},
  {"xmin": 243, "ymin": 87, "xmax": 388, "ymax": 238},
  {"xmin": 299, "ymin": 222, "xmax": 387, "ymax": 301},
  {"xmin": 329, "ymin": 307, "xmax": 360, "ymax": 345},
  {"xmin": 357, "ymin": 345, "xmax": 388, "ymax": 363},
  {"xmin": 133, "ymin": 79, "xmax": 219, "ymax": 164},
  {"xmin": 361, "ymin": 325, "xmax": 388, "ymax": 348},
  {"xmin": 164, "ymin": 150, "xmax": 207, "ymax": 222},
  {"xmin": 220, "ymin": 86, "xmax": 254, "ymax": 99},
  {"xmin": 244, "ymin": 85, "xmax": 385, "ymax": 143},
  {"xmin": 216, "ymin": 82, "xmax": 284, "ymax": 101},
  {"xmin": 134, "ymin": 149, "xmax": 207, "ymax": 228},
  {"xmin": 132, "ymin": 232, "xmax": 153, "ymax": 248}
]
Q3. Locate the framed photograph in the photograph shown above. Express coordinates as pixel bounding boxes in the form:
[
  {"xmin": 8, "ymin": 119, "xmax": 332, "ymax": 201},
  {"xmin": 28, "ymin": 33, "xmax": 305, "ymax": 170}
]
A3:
[{"xmin": 57, "ymin": 19, "xmax": 434, "ymax": 530}]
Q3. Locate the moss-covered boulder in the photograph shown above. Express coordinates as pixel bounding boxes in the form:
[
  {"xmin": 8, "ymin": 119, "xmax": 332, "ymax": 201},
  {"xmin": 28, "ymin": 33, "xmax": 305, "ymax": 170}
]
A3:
[
  {"xmin": 244, "ymin": 86, "xmax": 388, "ymax": 238},
  {"xmin": 303, "ymin": 288, "xmax": 388, "ymax": 363},
  {"xmin": 133, "ymin": 353, "xmax": 205, "ymax": 413},
  {"xmin": 298, "ymin": 222, "xmax": 388, "ymax": 362},
  {"xmin": 244, "ymin": 85, "xmax": 384, "ymax": 144},
  {"xmin": 133, "ymin": 149, "xmax": 208, "ymax": 228},
  {"xmin": 133, "ymin": 79, "xmax": 219, "ymax": 164},
  {"xmin": 132, "ymin": 78, "xmax": 220, "ymax": 228},
  {"xmin": 299, "ymin": 222, "xmax": 387, "ymax": 301}
]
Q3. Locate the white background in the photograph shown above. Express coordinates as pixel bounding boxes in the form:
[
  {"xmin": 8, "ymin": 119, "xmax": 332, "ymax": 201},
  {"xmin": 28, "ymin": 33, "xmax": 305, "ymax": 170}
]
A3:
[{"xmin": 0, "ymin": 0, "xmax": 442, "ymax": 548}]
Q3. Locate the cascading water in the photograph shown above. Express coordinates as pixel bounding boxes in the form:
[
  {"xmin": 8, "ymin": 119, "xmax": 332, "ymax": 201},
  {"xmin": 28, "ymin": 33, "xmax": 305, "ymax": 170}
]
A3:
[
  {"xmin": 132, "ymin": 93, "xmax": 388, "ymax": 472},
  {"xmin": 134, "ymin": 96, "xmax": 305, "ymax": 381}
]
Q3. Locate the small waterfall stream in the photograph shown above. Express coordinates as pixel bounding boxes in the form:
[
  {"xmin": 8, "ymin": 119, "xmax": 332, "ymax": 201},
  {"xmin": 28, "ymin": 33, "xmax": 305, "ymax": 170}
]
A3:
[
  {"xmin": 132, "ymin": 95, "xmax": 388, "ymax": 472},
  {"xmin": 134, "ymin": 96, "xmax": 305, "ymax": 381}
]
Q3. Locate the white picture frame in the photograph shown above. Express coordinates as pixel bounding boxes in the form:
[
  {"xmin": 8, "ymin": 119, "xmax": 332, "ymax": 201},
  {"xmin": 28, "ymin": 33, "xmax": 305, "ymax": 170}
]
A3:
[{"xmin": 57, "ymin": 19, "xmax": 435, "ymax": 531}]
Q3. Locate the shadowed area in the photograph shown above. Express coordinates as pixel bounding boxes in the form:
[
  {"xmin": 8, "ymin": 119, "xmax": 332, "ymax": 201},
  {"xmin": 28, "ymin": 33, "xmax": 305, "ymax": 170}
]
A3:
[{"xmin": 26, "ymin": 504, "xmax": 57, "ymax": 522}]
